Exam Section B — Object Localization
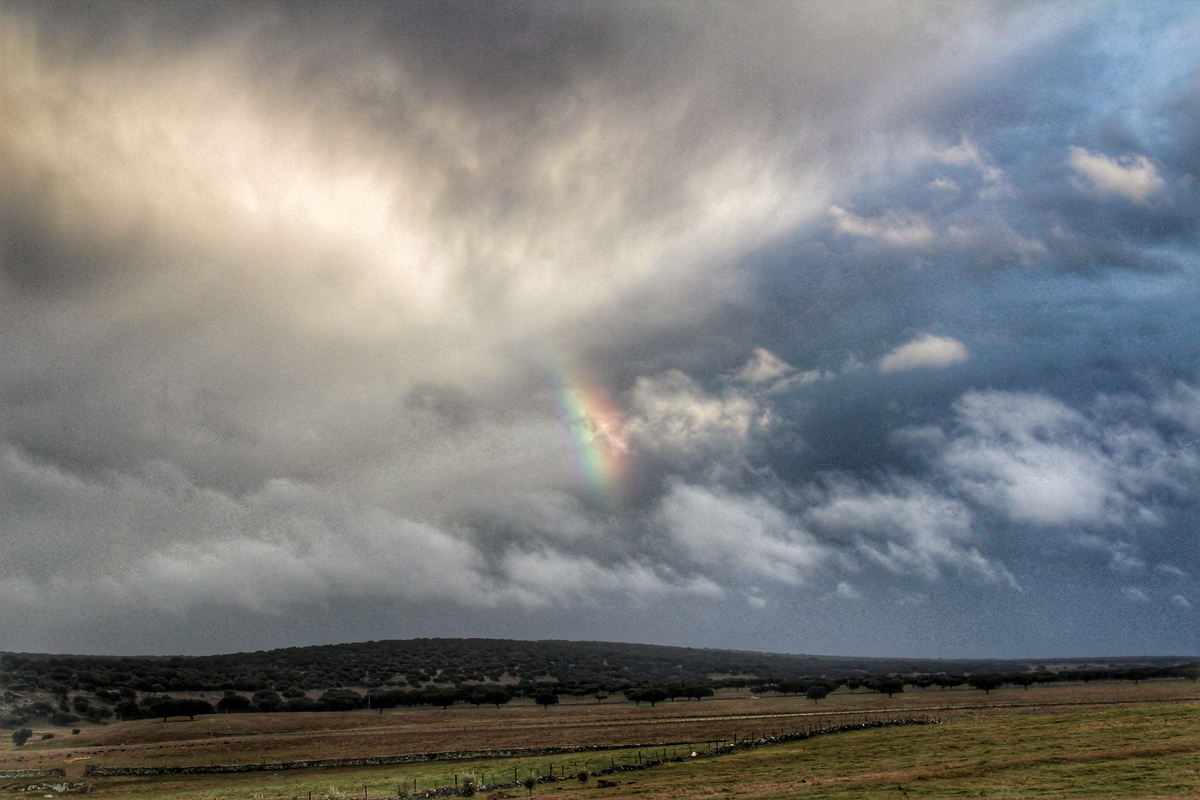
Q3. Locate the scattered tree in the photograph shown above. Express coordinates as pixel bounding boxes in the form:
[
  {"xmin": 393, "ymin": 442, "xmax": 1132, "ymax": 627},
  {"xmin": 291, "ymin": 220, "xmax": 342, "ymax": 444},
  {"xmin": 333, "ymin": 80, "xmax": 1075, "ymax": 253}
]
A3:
[
  {"xmin": 217, "ymin": 693, "xmax": 251, "ymax": 713},
  {"xmin": 481, "ymin": 687, "xmax": 511, "ymax": 708},
  {"xmin": 11, "ymin": 728, "xmax": 32, "ymax": 746},
  {"xmin": 149, "ymin": 697, "xmax": 214, "ymax": 722},
  {"xmin": 967, "ymin": 674, "xmax": 1004, "ymax": 695},
  {"xmin": 1009, "ymin": 673, "xmax": 1036, "ymax": 690},
  {"xmin": 805, "ymin": 684, "xmax": 831, "ymax": 704}
]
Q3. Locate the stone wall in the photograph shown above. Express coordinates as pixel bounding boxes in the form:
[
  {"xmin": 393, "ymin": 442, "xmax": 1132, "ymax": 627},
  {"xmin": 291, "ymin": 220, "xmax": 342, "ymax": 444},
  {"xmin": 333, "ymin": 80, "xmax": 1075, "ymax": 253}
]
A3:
[
  {"xmin": 85, "ymin": 718, "xmax": 937, "ymax": 780},
  {"xmin": 84, "ymin": 742, "xmax": 677, "ymax": 777},
  {"xmin": 0, "ymin": 768, "xmax": 67, "ymax": 778}
]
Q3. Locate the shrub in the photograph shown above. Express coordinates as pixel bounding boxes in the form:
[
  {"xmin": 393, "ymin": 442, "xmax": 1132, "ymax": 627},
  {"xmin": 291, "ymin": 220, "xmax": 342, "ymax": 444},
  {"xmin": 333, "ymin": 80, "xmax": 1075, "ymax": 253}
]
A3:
[{"xmin": 11, "ymin": 728, "xmax": 33, "ymax": 746}]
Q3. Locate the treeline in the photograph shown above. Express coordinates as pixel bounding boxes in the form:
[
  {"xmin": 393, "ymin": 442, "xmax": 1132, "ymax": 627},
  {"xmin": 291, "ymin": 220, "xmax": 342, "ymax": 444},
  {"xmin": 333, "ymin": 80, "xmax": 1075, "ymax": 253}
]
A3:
[
  {"xmin": 745, "ymin": 664, "xmax": 1200, "ymax": 698},
  {"xmin": 105, "ymin": 681, "xmax": 720, "ymax": 722},
  {"xmin": 6, "ymin": 662, "xmax": 1197, "ymax": 731}
]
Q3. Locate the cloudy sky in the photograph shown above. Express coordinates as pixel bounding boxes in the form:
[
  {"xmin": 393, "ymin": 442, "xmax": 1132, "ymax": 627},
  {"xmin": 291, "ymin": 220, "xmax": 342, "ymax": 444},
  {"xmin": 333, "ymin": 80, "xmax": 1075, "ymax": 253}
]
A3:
[{"xmin": 3, "ymin": 1, "xmax": 1199, "ymax": 658}]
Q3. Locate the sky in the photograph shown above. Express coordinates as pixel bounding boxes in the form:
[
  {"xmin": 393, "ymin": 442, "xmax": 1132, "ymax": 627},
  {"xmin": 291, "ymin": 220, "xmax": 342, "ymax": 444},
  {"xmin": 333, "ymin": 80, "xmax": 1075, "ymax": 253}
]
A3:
[{"xmin": 2, "ymin": 1, "xmax": 1199, "ymax": 659}]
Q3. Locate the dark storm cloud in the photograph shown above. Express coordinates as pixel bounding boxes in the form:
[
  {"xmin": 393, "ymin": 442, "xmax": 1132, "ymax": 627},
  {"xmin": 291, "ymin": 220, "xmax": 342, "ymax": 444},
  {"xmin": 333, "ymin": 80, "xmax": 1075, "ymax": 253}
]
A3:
[{"xmin": 2, "ymin": 1, "xmax": 1199, "ymax": 657}]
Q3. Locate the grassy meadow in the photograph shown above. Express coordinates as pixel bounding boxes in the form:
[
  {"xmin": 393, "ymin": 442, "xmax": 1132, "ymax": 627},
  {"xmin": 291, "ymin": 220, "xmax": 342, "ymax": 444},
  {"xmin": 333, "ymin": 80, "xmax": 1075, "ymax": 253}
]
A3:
[{"xmin": 2, "ymin": 680, "xmax": 1197, "ymax": 799}]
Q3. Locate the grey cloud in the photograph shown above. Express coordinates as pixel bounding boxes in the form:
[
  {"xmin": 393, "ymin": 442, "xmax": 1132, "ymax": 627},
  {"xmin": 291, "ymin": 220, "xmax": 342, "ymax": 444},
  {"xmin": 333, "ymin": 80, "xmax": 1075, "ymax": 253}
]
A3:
[
  {"xmin": 4, "ymin": 1, "xmax": 1200, "ymax": 657},
  {"xmin": 805, "ymin": 476, "xmax": 1016, "ymax": 588}
]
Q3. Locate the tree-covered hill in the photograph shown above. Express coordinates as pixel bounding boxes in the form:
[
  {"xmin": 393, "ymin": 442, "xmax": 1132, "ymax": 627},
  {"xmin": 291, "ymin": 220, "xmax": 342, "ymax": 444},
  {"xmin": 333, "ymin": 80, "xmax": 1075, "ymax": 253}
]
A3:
[{"xmin": 1, "ymin": 638, "xmax": 1187, "ymax": 696}]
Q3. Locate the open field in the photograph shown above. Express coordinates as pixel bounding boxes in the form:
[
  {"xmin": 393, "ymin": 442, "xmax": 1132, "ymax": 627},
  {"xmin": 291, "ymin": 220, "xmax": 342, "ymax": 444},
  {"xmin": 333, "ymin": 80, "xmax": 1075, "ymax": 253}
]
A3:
[{"xmin": 3, "ymin": 681, "xmax": 1198, "ymax": 799}]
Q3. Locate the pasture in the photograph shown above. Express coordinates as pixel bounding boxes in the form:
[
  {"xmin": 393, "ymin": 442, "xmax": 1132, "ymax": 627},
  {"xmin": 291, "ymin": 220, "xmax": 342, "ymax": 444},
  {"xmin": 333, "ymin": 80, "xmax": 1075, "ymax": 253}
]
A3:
[{"xmin": 3, "ymin": 680, "xmax": 1197, "ymax": 799}]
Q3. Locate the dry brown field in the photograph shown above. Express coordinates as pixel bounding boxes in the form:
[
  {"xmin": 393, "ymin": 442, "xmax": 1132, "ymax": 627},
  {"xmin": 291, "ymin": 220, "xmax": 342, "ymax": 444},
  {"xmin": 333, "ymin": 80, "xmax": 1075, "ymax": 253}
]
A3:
[{"xmin": 2, "ymin": 680, "xmax": 1197, "ymax": 799}]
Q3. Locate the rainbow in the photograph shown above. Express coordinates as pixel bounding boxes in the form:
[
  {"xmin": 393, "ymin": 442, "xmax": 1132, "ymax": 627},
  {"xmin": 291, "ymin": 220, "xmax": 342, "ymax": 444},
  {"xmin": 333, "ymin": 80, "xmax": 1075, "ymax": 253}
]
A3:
[{"xmin": 544, "ymin": 360, "xmax": 630, "ymax": 510}]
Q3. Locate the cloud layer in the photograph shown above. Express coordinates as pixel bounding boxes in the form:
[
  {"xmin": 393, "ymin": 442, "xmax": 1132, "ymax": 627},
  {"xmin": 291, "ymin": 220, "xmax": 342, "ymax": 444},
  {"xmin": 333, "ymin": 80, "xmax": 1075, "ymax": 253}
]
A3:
[{"xmin": 3, "ymin": 1, "xmax": 1199, "ymax": 658}]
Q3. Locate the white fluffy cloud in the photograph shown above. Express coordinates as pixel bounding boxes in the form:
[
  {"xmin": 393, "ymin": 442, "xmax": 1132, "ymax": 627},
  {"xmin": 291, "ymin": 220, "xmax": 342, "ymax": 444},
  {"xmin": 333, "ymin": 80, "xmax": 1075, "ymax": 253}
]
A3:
[
  {"xmin": 499, "ymin": 548, "xmax": 721, "ymax": 608},
  {"xmin": 627, "ymin": 370, "xmax": 771, "ymax": 453},
  {"xmin": 736, "ymin": 348, "xmax": 796, "ymax": 385},
  {"xmin": 878, "ymin": 334, "xmax": 969, "ymax": 373},
  {"xmin": 1068, "ymin": 147, "xmax": 1165, "ymax": 203},
  {"xmin": 806, "ymin": 477, "xmax": 1016, "ymax": 587},
  {"xmin": 658, "ymin": 482, "xmax": 829, "ymax": 587},
  {"xmin": 1156, "ymin": 382, "xmax": 1200, "ymax": 432},
  {"xmin": 927, "ymin": 391, "xmax": 1199, "ymax": 528},
  {"xmin": 829, "ymin": 205, "xmax": 934, "ymax": 248}
]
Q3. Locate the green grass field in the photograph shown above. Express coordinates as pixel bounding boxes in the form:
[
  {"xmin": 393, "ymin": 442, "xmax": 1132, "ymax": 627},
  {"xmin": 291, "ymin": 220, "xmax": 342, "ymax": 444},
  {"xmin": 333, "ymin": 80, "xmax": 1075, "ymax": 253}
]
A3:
[{"xmin": 3, "ymin": 682, "xmax": 1198, "ymax": 799}]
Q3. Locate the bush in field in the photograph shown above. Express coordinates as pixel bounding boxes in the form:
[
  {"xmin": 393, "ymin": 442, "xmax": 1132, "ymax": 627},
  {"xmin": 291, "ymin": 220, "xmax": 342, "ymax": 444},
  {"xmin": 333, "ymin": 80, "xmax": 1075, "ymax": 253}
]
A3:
[
  {"xmin": 534, "ymin": 691, "xmax": 559, "ymax": 709},
  {"xmin": 11, "ymin": 728, "xmax": 33, "ymax": 746},
  {"xmin": 522, "ymin": 776, "xmax": 537, "ymax": 796}
]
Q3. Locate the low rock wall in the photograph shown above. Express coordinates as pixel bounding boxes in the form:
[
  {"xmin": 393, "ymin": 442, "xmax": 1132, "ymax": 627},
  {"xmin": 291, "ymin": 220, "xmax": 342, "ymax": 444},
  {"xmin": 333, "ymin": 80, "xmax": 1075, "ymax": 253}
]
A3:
[
  {"xmin": 0, "ymin": 768, "xmax": 67, "ymax": 778},
  {"xmin": 85, "ymin": 742, "xmax": 674, "ymax": 777}
]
